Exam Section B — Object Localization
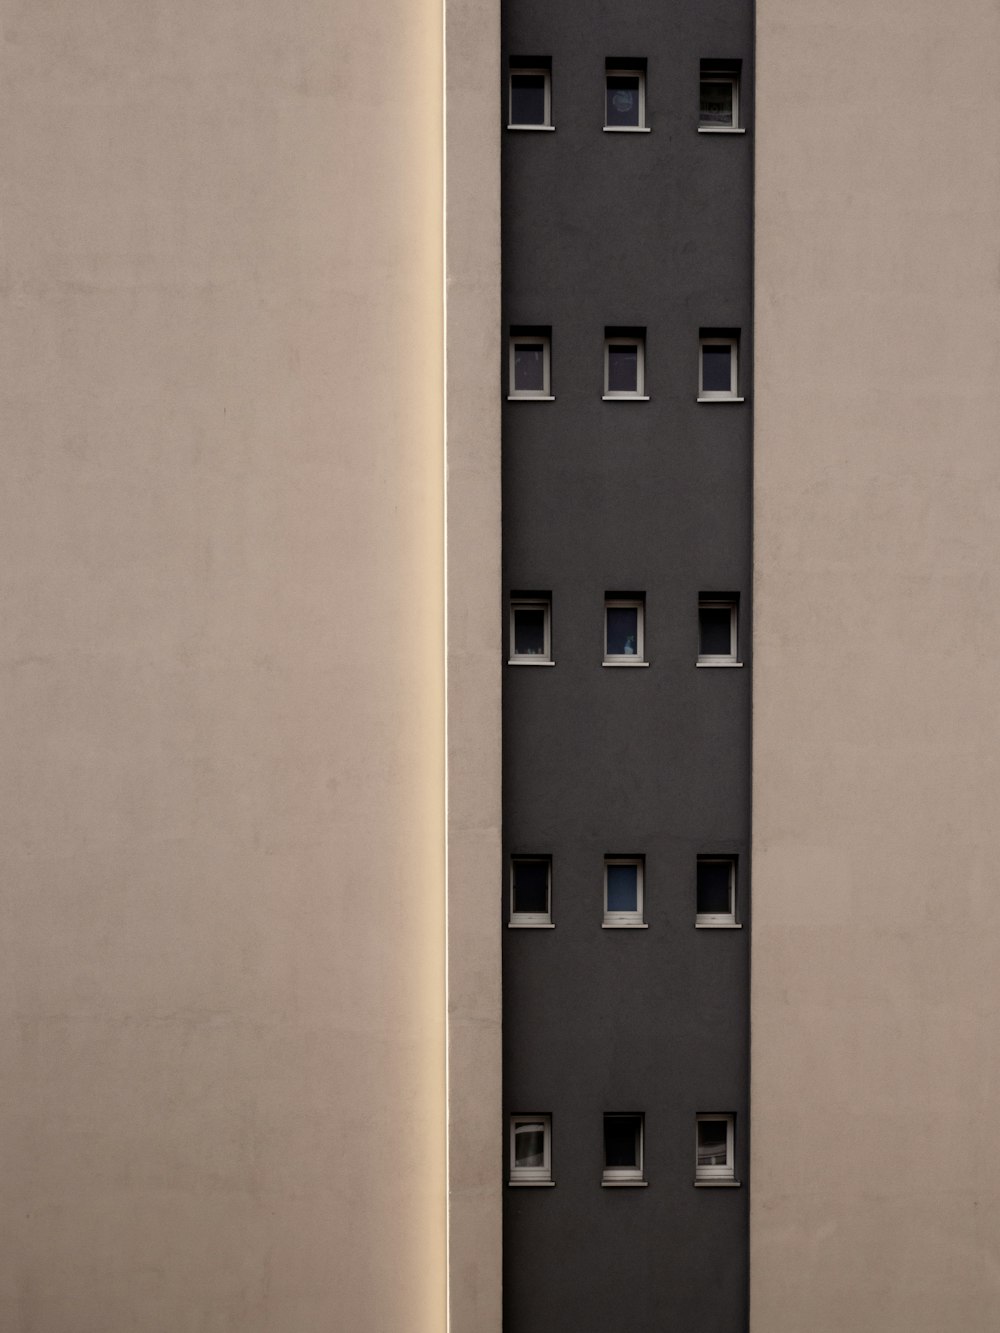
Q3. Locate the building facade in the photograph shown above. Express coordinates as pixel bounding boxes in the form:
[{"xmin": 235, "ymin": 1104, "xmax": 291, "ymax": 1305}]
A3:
[
  {"xmin": 501, "ymin": 2, "xmax": 752, "ymax": 1329},
  {"xmin": 2, "ymin": 1, "xmax": 1000, "ymax": 1331}
]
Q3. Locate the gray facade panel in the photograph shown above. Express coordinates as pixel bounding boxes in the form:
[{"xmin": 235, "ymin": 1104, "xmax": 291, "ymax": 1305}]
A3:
[{"xmin": 502, "ymin": 2, "xmax": 752, "ymax": 1329}]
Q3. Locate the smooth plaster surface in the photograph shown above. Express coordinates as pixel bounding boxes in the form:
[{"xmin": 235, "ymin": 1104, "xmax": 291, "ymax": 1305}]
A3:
[
  {"xmin": 753, "ymin": 2, "xmax": 1000, "ymax": 1328},
  {"xmin": 445, "ymin": 0, "xmax": 503, "ymax": 1328},
  {"xmin": 501, "ymin": 6, "xmax": 753, "ymax": 1328},
  {"xmin": 0, "ymin": 3, "xmax": 462, "ymax": 1329}
]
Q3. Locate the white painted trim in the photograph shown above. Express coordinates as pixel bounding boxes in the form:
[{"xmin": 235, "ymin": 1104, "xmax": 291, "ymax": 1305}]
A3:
[
  {"xmin": 698, "ymin": 126, "xmax": 746, "ymax": 134},
  {"xmin": 507, "ymin": 124, "xmax": 556, "ymax": 131},
  {"xmin": 602, "ymin": 126, "xmax": 651, "ymax": 133}
]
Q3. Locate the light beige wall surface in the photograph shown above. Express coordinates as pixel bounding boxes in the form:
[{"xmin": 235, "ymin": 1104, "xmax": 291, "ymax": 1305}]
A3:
[
  {"xmin": 443, "ymin": 0, "xmax": 502, "ymax": 1329},
  {"xmin": 0, "ymin": 3, "xmax": 464, "ymax": 1330},
  {"xmin": 753, "ymin": 2, "xmax": 1000, "ymax": 1328}
]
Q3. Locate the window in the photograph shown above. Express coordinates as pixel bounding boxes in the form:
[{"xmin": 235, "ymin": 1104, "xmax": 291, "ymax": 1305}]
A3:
[
  {"xmin": 603, "ymin": 331, "xmax": 647, "ymax": 399},
  {"xmin": 509, "ymin": 595, "xmax": 552, "ymax": 664},
  {"xmin": 698, "ymin": 596, "xmax": 739, "ymax": 665},
  {"xmin": 603, "ymin": 1113, "xmax": 645, "ymax": 1185},
  {"xmin": 605, "ymin": 63, "xmax": 647, "ymax": 131},
  {"xmin": 604, "ymin": 857, "xmax": 645, "ymax": 927},
  {"xmin": 699, "ymin": 61, "xmax": 741, "ymax": 132},
  {"xmin": 510, "ymin": 1115, "xmax": 553, "ymax": 1184},
  {"xmin": 696, "ymin": 1114, "xmax": 737, "ymax": 1184},
  {"xmin": 509, "ymin": 61, "xmax": 553, "ymax": 129},
  {"xmin": 508, "ymin": 329, "xmax": 552, "ymax": 399},
  {"xmin": 698, "ymin": 331, "xmax": 741, "ymax": 401},
  {"xmin": 696, "ymin": 856, "xmax": 737, "ymax": 926},
  {"xmin": 604, "ymin": 595, "xmax": 645, "ymax": 665},
  {"xmin": 510, "ymin": 856, "xmax": 552, "ymax": 927}
]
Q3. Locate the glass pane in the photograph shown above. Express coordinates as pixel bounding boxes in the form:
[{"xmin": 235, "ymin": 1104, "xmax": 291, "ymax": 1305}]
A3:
[
  {"xmin": 700, "ymin": 606, "xmax": 733, "ymax": 656},
  {"xmin": 700, "ymin": 79, "xmax": 733, "ymax": 125},
  {"xmin": 698, "ymin": 1120, "xmax": 728, "ymax": 1167},
  {"xmin": 606, "ymin": 606, "xmax": 639, "ymax": 656},
  {"xmin": 604, "ymin": 1116, "xmax": 639, "ymax": 1168},
  {"xmin": 697, "ymin": 861, "xmax": 733, "ymax": 916},
  {"xmin": 702, "ymin": 344, "xmax": 733, "ymax": 393},
  {"xmin": 513, "ymin": 606, "xmax": 546, "ymax": 655},
  {"xmin": 606, "ymin": 75, "xmax": 641, "ymax": 127},
  {"xmin": 514, "ymin": 343, "xmax": 545, "ymax": 392},
  {"xmin": 513, "ymin": 861, "xmax": 549, "ymax": 915},
  {"xmin": 511, "ymin": 74, "xmax": 547, "ymax": 125},
  {"xmin": 606, "ymin": 863, "xmax": 638, "ymax": 913},
  {"xmin": 515, "ymin": 1124, "xmax": 546, "ymax": 1168},
  {"xmin": 607, "ymin": 344, "xmax": 639, "ymax": 393}
]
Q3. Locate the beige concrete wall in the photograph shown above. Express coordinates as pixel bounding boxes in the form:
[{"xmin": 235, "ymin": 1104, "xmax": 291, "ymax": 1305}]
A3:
[
  {"xmin": 753, "ymin": 2, "xmax": 1000, "ymax": 1328},
  {"xmin": 0, "ymin": 3, "xmax": 457, "ymax": 1329},
  {"xmin": 444, "ymin": 0, "xmax": 503, "ymax": 1328}
]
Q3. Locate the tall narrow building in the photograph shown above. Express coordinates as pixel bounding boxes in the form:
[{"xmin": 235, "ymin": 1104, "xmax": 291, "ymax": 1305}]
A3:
[{"xmin": 501, "ymin": 3, "xmax": 752, "ymax": 1329}]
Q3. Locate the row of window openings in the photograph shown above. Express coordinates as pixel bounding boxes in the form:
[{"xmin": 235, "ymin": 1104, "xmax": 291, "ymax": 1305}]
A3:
[
  {"xmin": 509, "ymin": 60, "xmax": 743, "ymax": 133},
  {"xmin": 511, "ymin": 856, "xmax": 739, "ymax": 929},
  {"xmin": 510, "ymin": 1114, "xmax": 739, "ymax": 1187},
  {"xmin": 509, "ymin": 332, "xmax": 742, "ymax": 402},
  {"xmin": 511, "ymin": 597, "xmax": 741, "ymax": 667}
]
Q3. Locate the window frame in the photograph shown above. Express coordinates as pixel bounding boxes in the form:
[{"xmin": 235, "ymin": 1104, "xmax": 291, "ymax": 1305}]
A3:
[
  {"xmin": 604, "ymin": 67, "xmax": 648, "ymax": 132},
  {"xmin": 603, "ymin": 856, "xmax": 645, "ymax": 928},
  {"xmin": 510, "ymin": 1114, "xmax": 554, "ymax": 1185},
  {"xmin": 603, "ymin": 596, "xmax": 646, "ymax": 665},
  {"xmin": 602, "ymin": 1112, "xmax": 646, "ymax": 1186},
  {"xmin": 510, "ymin": 855, "xmax": 553, "ymax": 928},
  {"xmin": 508, "ymin": 333, "xmax": 553, "ymax": 400},
  {"xmin": 696, "ymin": 855, "xmax": 738, "ymax": 927},
  {"xmin": 698, "ymin": 335, "xmax": 740, "ymax": 401},
  {"xmin": 698, "ymin": 66, "xmax": 741, "ymax": 132},
  {"xmin": 509, "ymin": 596, "xmax": 553, "ymax": 665},
  {"xmin": 697, "ymin": 597, "xmax": 739, "ymax": 665},
  {"xmin": 603, "ymin": 335, "xmax": 647, "ymax": 400},
  {"xmin": 695, "ymin": 1113, "xmax": 737, "ymax": 1184},
  {"xmin": 508, "ymin": 67, "xmax": 553, "ymax": 130}
]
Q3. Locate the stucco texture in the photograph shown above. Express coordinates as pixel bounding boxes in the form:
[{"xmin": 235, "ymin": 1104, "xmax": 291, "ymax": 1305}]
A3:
[
  {"xmin": 753, "ymin": 2, "xmax": 1000, "ymax": 1329},
  {"xmin": 0, "ymin": 3, "xmax": 449, "ymax": 1330}
]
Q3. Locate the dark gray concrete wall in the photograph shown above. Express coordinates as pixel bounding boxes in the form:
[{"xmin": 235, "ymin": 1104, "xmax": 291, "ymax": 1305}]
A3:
[{"xmin": 501, "ymin": 3, "xmax": 752, "ymax": 1330}]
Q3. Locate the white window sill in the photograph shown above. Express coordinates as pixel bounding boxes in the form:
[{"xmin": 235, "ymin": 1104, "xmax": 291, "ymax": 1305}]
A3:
[
  {"xmin": 696, "ymin": 661, "xmax": 743, "ymax": 668},
  {"xmin": 697, "ymin": 395, "xmax": 745, "ymax": 403},
  {"xmin": 602, "ymin": 394, "xmax": 650, "ymax": 401},
  {"xmin": 602, "ymin": 921, "xmax": 648, "ymax": 929},
  {"xmin": 507, "ymin": 395, "xmax": 555, "ymax": 401},
  {"xmin": 507, "ymin": 124, "xmax": 556, "ymax": 131},
  {"xmin": 508, "ymin": 659, "xmax": 556, "ymax": 666},
  {"xmin": 508, "ymin": 921, "xmax": 555, "ymax": 929},
  {"xmin": 602, "ymin": 1179, "xmax": 648, "ymax": 1187},
  {"xmin": 697, "ymin": 126, "xmax": 746, "ymax": 134},
  {"xmin": 695, "ymin": 921, "xmax": 742, "ymax": 929},
  {"xmin": 509, "ymin": 1179, "xmax": 556, "ymax": 1186},
  {"xmin": 603, "ymin": 126, "xmax": 651, "ymax": 133},
  {"xmin": 602, "ymin": 660, "xmax": 649, "ymax": 668},
  {"xmin": 694, "ymin": 1179, "xmax": 741, "ymax": 1187}
]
